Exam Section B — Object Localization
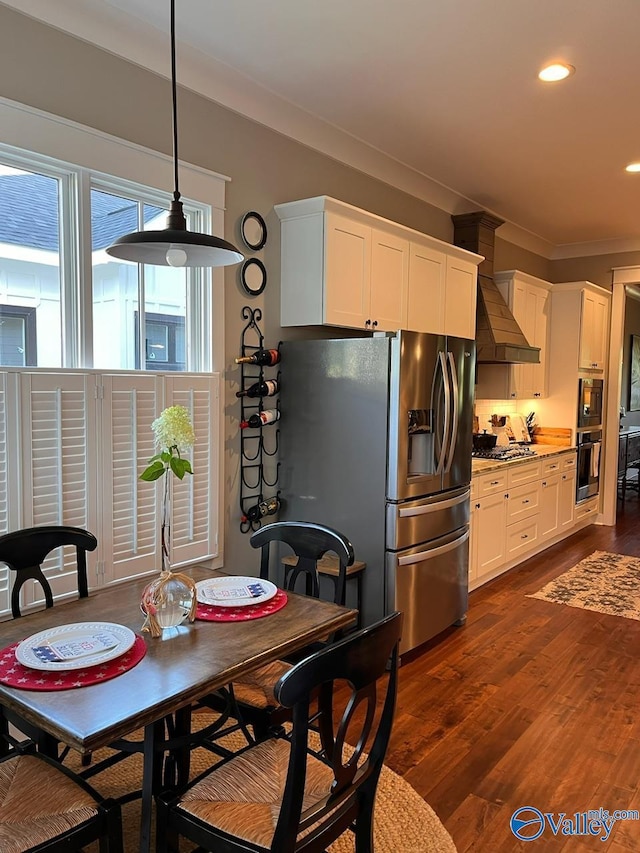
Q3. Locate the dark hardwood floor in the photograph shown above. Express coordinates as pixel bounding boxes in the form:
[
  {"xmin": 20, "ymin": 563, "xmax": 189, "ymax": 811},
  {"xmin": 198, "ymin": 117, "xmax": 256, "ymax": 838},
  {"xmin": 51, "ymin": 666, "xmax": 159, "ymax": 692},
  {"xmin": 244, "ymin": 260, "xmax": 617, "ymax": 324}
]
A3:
[{"xmin": 387, "ymin": 497, "xmax": 640, "ymax": 851}]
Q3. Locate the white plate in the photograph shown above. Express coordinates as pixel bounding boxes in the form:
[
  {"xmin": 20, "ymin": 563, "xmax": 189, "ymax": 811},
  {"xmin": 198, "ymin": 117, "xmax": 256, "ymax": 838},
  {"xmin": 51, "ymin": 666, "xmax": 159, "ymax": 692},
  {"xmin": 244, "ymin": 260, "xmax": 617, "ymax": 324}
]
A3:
[
  {"xmin": 196, "ymin": 576, "xmax": 277, "ymax": 607},
  {"xmin": 15, "ymin": 622, "xmax": 136, "ymax": 672}
]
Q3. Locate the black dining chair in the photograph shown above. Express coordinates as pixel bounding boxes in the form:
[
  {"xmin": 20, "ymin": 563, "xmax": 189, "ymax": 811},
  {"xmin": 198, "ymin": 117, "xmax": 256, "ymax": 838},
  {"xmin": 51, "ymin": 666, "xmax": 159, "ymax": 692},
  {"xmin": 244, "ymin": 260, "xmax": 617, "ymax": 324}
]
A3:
[
  {"xmin": 199, "ymin": 520, "xmax": 355, "ymax": 743},
  {"xmin": 0, "ymin": 525, "xmax": 97, "ymax": 759},
  {"xmin": 0, "ymin": 742, "xmax": 123, "ymax": 852},
  {"xmin": 157, "ymin": 611, "xmax": 403, "ymax": 853},
  {"xmin": 0, "ymin": 524, "xmax": 97, "ymax": 619}
]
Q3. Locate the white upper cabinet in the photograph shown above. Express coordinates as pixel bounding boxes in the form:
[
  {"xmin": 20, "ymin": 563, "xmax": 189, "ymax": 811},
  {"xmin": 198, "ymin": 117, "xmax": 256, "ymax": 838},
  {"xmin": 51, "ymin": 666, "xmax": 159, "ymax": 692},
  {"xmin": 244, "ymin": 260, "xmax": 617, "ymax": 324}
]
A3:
[
  {"xmin": 475, "ymin": 270, "xmax": 551, "ymax": 401},
  {"xmin": 550, "ymin": 282, "xmax": 611, "ymax": 375},
  {"xmin": 276, "ymin": 196, "xmax": 481, "ymax": 336},
  {"xmin": 579, "ymin": 288, "xmax": 609, "ymax": 371}
]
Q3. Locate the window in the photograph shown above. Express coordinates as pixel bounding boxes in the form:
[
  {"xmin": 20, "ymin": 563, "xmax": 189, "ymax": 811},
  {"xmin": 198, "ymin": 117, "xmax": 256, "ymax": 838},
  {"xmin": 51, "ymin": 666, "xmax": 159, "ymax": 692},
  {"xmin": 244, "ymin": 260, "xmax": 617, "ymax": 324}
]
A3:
[
  {"xmin": 135, "ymin": 311, "xmax": 186, "ymax": 371},
  {"xmin": 0, "ymin": 156, "xmax": 210, "ymax": 372},
  {"xmin": 0, "ymin": 305, "xmax": 36, "ymax": 366},
  {"xmin": 0, "ymin": 98, "xmax": 229, "ymax": 598}
]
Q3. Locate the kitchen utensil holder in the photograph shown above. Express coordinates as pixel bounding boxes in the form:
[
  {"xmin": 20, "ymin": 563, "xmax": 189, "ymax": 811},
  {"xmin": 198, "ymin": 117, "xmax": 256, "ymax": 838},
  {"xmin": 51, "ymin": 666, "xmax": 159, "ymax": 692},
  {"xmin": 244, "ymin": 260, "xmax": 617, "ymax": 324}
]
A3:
[{"xmin": 237, "ymin": 306, "xmax": 280, "ymax": 533}]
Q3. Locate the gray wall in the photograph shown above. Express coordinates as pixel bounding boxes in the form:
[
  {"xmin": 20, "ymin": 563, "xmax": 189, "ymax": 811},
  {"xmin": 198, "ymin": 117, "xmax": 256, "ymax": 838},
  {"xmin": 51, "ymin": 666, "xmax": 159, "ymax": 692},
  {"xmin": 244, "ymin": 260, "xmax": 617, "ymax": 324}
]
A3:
[{"xmin": 0, "ymin": 3, "xmax": 633, "ymax": 568}]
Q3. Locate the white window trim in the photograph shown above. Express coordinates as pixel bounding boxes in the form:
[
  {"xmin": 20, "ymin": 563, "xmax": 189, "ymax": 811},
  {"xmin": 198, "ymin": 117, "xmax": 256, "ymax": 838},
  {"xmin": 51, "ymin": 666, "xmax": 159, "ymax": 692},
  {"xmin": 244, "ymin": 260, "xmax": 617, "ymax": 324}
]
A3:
[{"xmin": 0, "ymin": 95, "xmax": 229, "ymax": 572}]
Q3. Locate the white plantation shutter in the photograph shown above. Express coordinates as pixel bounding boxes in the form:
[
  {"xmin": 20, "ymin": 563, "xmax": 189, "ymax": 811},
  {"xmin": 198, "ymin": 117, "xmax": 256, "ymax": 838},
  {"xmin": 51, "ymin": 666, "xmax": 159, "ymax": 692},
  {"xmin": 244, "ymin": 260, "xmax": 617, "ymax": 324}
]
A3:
[
  {"xmin": 0, "ymin": 369, "xmax": 220, "ymax": 606},
  {"xmin": 166, "ymin": 374, "xmax": 220, "ymax": 564},
  {"xmin": 0, "ymin": 373, "xmax": 15, "ymax": 616},
  {"xmin": 100, "ymin": 373, "xmax": 163, "ymax": 584},
  {"xmin": 0, "ymin": 373, "xmax": 9, "ymax": 538},
  {"xmin": 18, "ymin": 372, "xmax": 98, "ymax": 607}
]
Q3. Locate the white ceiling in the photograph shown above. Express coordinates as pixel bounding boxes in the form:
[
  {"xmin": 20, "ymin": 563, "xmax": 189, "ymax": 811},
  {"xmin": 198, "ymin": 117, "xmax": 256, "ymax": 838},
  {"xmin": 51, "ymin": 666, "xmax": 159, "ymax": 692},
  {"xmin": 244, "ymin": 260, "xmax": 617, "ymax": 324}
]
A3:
[{"xmin": 4, "ymin": 0, "xmax": 640, "ymax": 259}]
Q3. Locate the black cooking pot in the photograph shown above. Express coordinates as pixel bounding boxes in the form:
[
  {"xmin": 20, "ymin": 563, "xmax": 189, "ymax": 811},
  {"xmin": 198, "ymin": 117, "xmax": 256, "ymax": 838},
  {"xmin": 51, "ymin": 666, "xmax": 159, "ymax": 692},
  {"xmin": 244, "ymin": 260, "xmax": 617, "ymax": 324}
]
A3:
[{"xmin": 472, "ymin": 431, "xmax": 497, "ymax": 451}]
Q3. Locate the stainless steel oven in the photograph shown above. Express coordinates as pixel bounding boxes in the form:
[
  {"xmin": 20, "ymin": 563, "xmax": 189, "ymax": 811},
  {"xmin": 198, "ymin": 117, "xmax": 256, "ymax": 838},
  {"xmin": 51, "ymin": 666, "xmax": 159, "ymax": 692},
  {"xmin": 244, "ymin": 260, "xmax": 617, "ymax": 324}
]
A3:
[
  {"xmin": 576, "ymin": 429, "xmax": 602, "ymax": 502},
  {"xmin": 578, "ymin": 378, "xmax": 604, "ymax": 429}
]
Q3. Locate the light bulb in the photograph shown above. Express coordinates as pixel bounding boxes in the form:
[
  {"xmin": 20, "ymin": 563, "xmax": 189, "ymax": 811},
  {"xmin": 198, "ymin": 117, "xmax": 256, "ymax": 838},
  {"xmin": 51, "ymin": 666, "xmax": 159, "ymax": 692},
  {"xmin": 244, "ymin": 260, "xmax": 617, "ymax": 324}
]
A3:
[{"xmin": 166, "ymin": 246, "xmax": 188, "ymax": 267}]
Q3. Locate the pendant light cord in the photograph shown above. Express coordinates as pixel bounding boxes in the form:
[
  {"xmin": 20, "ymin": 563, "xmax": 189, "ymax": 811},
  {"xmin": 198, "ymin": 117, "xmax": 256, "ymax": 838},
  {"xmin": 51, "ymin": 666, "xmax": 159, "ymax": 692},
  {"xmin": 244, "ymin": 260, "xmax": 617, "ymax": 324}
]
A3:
[{"xmin": 170, "ymin": 0, "xmax": 180, "ymax": 203}]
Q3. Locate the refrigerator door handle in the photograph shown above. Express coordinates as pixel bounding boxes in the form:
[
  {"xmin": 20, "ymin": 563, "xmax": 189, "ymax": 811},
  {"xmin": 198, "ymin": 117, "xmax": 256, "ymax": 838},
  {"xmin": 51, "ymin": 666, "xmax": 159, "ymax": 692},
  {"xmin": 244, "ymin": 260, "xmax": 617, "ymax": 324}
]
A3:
[
  {"xmin": 436, "ymin": 350, "xmax": 451, "ymax": 475},
  {"xmin": 397, "ymin": 529, "xmax": 470, "ymax": 566},
  {"xmin": 398, "ymin": 490, "xmax": 469, "ymax": 517},
  {"xmin": 444, "ymin": 351, "xmax": 459, "ymax": 473}
]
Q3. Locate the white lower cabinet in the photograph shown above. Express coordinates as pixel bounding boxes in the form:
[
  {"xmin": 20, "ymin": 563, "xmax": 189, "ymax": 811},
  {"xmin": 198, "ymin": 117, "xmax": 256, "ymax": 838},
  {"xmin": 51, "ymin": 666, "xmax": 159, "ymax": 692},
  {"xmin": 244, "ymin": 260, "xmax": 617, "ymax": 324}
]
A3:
[
  {"xmin": 539, "ymin": 472, "xmax": 561, "ymax": 541},
  {"xmin": 470, "ymin": 450, "xmax": 584, "ymax": 589},
  {"xmin": 474, "ymin": 490, "xmax": 508, "ymax": 578}
]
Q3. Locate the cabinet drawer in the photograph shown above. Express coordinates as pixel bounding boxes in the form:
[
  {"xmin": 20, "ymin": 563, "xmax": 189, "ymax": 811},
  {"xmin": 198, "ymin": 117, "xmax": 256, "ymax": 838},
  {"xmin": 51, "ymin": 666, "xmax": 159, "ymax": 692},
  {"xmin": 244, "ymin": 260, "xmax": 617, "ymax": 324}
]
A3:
[
  {"xmin": 561, "ymin": 453, "xmax": 577, "ymax": 471},
  {"xmin": 507, "ymin": 481, "xmax": 540, "ymax": 523},
  {"xmin": 541, "ymin": 457, "xmax": 564, "ymax": 476},
  {"xmin": 575, "ymin": 496, "xmax": 599, "ymax": 520},
  {"xmin": 477, "ymin": 471, "xmax": 508, "ymax": 496},
  {"xmin": 507, "ymin": 460, "xmax": 541, "ymax": 487},
  {"xmin": 506, "ymin": 516, "xmax": 539, "ymax": 559}
]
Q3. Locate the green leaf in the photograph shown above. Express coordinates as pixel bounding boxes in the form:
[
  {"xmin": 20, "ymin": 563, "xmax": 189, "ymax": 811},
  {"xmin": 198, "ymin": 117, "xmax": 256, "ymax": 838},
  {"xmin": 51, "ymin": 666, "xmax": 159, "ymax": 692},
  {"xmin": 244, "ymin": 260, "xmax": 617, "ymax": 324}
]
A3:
[
  {"xmin": 160, "ymin": 451, "xmax": 172, "ymax": 463},
  {"xmin": 140, "ymin": 460, "xmax": 166, "ymax": 481},
  {"xmin": 170, "ymin": 456, "xmax": 193, "ymax": 480}
]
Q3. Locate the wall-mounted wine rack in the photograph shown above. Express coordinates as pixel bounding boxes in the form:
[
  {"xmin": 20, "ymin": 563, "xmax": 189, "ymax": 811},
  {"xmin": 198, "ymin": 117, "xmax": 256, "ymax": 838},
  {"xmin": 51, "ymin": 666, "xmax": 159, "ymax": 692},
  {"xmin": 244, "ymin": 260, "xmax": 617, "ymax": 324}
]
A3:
[{"xmin": 237, "ymin": 306, "xmax": 281, "ymax": 533}]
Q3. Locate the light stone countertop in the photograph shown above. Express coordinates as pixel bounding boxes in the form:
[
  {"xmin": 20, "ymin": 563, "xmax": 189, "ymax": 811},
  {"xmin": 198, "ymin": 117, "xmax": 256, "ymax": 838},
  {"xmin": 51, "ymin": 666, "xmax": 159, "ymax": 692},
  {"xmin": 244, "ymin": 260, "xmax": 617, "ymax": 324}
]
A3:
[{"xmin": 471, "ymin": 443, "xmax": 577, "ymax": 476}]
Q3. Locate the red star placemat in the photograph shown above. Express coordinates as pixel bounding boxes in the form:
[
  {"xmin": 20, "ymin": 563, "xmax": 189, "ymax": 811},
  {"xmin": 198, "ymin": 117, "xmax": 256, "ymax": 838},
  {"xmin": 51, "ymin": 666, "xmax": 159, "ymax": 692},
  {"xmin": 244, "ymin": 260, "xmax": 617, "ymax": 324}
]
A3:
[
  {"xmin": 0, "ymin": 635, "xmax": 147, "ymax": 691},
  {"xmin": 196, "ymin": 589, "xmax": 288, "ymax": 621}
]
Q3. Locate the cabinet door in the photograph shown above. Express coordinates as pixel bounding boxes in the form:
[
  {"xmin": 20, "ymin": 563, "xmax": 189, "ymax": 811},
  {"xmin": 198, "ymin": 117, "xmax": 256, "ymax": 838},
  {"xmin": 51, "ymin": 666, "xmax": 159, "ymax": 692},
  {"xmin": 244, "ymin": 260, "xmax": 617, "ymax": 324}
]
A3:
[
  {"xmin": 407, "ymin": 242, "xmax": 445, "ymax": 333},
  {"xmin": 444, "ymin": 256, "xmax": 477, "ymax": 339},
  {"xmin": 469, "ymin": 500, "xmax": 478, "ymax": 585},
  {"xmin": 559, "ymin": 471, "xmax": 575, "ymax": 532},
  {"xmin": 324, "ymin": 213, "xmax": 371, "ymax": 328},
  {"xmin": 511, "ymin": 282, "xmax": 549, "ymax": 398},
  {"xmin": 370, "ymin": 228, "xmax": 409, "ymax": 331},
  {"xmin": 539, "ymin": 472, "xmax": 561, "ymax": 541},
  {"xmin": 475, "ymin": 491, "xmax": 507, "ymax": 577},
  {"xmin": 579, "ymin": 290, "xmax": 609, "ymax": 370}
]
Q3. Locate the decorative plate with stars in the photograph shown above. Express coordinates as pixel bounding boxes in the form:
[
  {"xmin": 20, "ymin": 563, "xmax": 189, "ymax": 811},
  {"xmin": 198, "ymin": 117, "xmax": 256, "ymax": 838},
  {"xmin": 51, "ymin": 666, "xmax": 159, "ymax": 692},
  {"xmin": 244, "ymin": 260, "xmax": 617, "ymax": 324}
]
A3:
[
  {"xmin": 196, "ymin": 588, "xmax": 288, "ymax": 622},
  {"xmin": 0, "ymin": 635, "xmax": 147, "ymax": 690},
  {"xmin": 14, "ymin": 622, "xmax": 136, "ymax": 671}
]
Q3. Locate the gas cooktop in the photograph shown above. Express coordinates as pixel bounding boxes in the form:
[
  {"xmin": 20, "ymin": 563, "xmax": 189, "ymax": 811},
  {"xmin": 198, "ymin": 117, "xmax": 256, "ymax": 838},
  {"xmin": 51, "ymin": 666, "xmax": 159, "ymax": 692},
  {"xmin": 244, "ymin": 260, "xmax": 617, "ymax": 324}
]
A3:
[{"xmin": 472, "ymin": 446, "xmax": 538, "ymax": 461}]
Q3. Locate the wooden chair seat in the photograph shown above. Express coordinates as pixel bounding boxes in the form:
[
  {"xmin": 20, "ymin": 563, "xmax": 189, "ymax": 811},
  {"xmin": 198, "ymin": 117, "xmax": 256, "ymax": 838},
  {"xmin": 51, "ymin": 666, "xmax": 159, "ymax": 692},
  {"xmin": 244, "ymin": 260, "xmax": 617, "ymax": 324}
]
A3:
[
  {"xmin": 231, "ymin": 660, "xmax": 292, "ymax": 709},
  {"xmin": 0, "ymin": 751, "xmax": 122, "ymax": 853},
  {"xmin": 177, "ymin": 736, "xmax": 334, "ymax": 848}
]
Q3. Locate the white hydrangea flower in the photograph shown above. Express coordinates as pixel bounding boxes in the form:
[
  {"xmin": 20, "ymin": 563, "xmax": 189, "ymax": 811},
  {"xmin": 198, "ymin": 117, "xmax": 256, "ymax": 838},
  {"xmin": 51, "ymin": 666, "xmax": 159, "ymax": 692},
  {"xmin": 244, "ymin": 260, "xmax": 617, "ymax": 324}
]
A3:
[
  {"xmin": 140, "ymin": 405, "xmax": 195, "ymax": 482},
  {"xmin": 151, "ymin": 405, "xmax": 195, "ymax": 452}
]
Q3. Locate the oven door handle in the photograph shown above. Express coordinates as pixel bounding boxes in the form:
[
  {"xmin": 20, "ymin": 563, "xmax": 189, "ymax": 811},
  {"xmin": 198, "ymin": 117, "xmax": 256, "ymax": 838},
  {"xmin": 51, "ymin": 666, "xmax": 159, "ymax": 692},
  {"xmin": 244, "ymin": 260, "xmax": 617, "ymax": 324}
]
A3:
[{"xmin": 397, "ymin": 529, "xmax": 469, "ymax": 566}]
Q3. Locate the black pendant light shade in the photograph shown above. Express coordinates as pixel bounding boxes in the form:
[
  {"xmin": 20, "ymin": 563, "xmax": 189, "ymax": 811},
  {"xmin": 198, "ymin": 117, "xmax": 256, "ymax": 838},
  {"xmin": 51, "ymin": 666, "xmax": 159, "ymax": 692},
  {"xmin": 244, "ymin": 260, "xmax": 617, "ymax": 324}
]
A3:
[{"xmin": 106, "ymin": 1, "xmax": 243, "ymax": 268}]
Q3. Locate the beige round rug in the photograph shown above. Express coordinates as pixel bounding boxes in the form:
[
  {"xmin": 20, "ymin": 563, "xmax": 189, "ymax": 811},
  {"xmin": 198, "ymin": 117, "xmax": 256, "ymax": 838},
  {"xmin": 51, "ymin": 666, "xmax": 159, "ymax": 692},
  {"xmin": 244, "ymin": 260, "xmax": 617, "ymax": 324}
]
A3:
[{"xmin": 71, "ymin": 718, "xmax": 456, "ymax": 853}]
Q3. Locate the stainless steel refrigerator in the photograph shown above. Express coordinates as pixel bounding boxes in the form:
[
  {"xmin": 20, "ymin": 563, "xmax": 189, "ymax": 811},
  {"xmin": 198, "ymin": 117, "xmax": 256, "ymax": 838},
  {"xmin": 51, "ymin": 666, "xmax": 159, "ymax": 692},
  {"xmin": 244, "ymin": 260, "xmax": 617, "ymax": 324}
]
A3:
[{"xmin": 279, "ymin": 330, "xmax": 475, "ymax": 655}]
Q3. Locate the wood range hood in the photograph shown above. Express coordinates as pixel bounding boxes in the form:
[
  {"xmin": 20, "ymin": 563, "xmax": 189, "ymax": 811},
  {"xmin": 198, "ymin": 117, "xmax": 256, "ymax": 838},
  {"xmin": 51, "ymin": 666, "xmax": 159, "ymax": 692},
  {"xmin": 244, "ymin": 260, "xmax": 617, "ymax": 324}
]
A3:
[{"xmin": 452, "ymin": 211, "xmax": 540, "ymax": 364}]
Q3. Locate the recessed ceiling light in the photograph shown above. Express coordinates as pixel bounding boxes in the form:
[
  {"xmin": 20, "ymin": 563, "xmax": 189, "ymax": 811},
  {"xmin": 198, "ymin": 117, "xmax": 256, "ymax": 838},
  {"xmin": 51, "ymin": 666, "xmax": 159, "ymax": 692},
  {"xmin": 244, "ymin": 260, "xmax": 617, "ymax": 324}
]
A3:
[
  {"xmin": 626, "ymin": 163, "xmax": 640, "ymax": 173},
  {"xmin": 538, "ymin": 62, "xmax": 575, "ymax": 82}
]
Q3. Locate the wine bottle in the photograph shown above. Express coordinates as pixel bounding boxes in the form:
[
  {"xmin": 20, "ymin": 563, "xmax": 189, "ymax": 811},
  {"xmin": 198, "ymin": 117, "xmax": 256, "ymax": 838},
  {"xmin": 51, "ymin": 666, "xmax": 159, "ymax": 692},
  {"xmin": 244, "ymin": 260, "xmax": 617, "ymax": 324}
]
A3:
[
  {"xmin": 244, "ymin": 495, "xmax": 281, "ymax": 522},
  {"xmin": 235, "ymin": 348, "xmax": 281, "ymax": 366},
  {"xmin": 240, "ymin": 409, "xmax": 280, "ymax": 429},
  {"xmin": 236, "ymin": 379, "xmax": 279, "ymax": 399}
]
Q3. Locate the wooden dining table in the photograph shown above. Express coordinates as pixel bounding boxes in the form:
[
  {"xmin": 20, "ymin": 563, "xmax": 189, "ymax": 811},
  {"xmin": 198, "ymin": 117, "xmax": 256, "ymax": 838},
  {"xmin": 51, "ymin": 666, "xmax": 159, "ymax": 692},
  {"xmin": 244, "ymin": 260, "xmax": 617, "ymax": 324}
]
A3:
[{"xmin": 0, "ymin": 566, "xmax": 357, "ymax": 853}]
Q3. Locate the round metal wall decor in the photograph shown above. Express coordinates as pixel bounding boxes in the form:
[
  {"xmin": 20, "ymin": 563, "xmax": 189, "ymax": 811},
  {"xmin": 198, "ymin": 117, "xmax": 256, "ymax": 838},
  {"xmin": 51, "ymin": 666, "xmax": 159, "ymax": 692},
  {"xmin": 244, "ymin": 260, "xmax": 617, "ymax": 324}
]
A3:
[
  {"xmin": 240, "ymin": 211, "xmax": 267, "ymax": 251},
  {"xmin": 240, "ymin": 258, "xmax": 267, "ymax": 296}
]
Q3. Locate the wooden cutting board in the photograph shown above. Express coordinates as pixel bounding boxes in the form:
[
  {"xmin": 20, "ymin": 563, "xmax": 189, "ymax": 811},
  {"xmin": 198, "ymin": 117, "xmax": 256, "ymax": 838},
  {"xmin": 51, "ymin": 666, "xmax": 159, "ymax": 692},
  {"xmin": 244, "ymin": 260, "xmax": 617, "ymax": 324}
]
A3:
[{"xmin": 531, "ymin": 427, "xmax": 573, "ymax": 446}]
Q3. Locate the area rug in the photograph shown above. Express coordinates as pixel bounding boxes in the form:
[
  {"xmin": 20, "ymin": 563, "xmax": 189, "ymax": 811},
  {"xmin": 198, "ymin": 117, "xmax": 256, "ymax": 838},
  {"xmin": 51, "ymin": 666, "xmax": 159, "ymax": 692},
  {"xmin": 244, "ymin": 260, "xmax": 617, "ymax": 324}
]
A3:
[
  {"xmin": 527, "ymin": 550, "xmax": 640, "ymax": 620},
  {"xmin": 71, "ymin": 716, "xmax": 456, "ymax": 853}
]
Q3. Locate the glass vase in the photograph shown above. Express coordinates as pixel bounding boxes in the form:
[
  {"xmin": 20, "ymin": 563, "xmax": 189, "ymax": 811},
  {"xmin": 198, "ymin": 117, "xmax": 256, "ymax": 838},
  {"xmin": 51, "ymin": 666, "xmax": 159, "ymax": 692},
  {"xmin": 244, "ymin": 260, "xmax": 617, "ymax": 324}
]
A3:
[{"xmin": 140, "ymin": 475, "xmax": 197, "ymax": 636}]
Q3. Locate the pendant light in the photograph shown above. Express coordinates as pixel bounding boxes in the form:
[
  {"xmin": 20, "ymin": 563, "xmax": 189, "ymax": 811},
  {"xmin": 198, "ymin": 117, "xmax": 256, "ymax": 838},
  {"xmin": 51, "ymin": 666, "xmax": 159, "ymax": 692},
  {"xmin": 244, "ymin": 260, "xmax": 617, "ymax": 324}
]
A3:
[{"xmin": 106, "ymin": 0, "xmax": 243, "ymax": 267}]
